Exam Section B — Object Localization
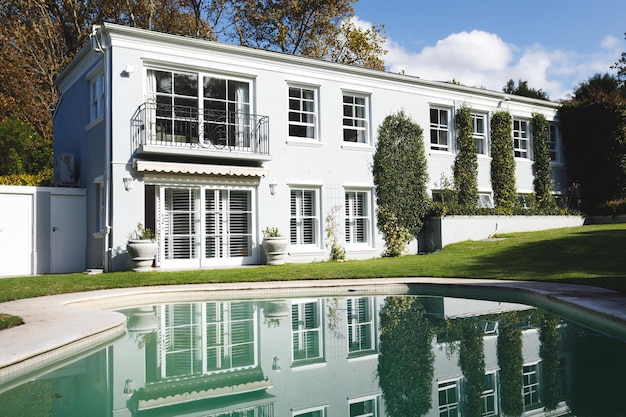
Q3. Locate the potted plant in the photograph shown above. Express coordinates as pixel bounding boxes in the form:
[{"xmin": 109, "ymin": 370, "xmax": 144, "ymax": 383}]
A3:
[
  {"xmin": 262, "ymin": 227, "xmax": 289, "ymax": 265},
  {"xmin": 127, "ymin": 223, "xmax": 157, "ymax": 271}
]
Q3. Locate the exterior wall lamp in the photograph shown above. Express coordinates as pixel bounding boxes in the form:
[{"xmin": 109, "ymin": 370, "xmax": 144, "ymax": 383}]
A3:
[
  {"xmin": 123, "ymin": 174, "xmax": 133, "ymax": 191},
  {"xmin": 269, "ymin": 180, "xmax": 278, "ymax": 196}
]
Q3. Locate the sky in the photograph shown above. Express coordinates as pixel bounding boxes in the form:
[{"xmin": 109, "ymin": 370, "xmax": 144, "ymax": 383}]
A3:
[{"xmin": 352, "ymin": 0, "xmax": 626, "ymax": 100}]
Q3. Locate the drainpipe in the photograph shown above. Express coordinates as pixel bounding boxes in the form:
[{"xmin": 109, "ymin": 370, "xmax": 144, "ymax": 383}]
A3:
[{"xmin": 92, "ymin": 25, "xmax": 113, "ymax": 272}]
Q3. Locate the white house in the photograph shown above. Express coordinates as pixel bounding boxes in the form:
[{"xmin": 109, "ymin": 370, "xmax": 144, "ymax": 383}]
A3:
[{"xmin": 53, "ymin": 23, "xmax": 567, "ymax": 272}]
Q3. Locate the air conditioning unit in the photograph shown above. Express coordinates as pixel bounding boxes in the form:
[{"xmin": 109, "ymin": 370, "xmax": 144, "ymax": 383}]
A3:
[{"xmin": 57, "ymin": 153, "xmax": 77, "ymax": 185}]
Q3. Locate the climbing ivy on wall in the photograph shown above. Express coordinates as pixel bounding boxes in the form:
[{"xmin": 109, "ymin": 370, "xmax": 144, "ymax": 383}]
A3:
[
  {"xmin": 497, "ymin": 321, "xmax": 524, "ymax": 417},
  {"xmin": 453, "ymin": 106, "xmax": 479, "ymax": 206},
  {"xmin": 490, "ymin": 111, "xmax": 518, "ymax": 212},
  {"xmin": 532, "ymin": 113, "xmax": 558, "ymax": 213},
  {"xmin": 539, "ymin": 314, "xmax": 561, "ymax": 411},
  {"xmin": 378, "ymin": 296, "xmax": 434, "ymax": 417},
  {"xmin": 458, "ymin": 320, "xmax": 486, "ymax": 417}
]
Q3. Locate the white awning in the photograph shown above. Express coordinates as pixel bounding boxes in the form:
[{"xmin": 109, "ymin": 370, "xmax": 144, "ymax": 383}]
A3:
[{"xmin": 135, "ymin": 160, "xmax": 269, "ymax": 177}]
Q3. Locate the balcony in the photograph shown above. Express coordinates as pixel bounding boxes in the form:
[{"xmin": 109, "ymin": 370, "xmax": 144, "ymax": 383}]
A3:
[{"xmin": 131, "ymin": 102, "xmax": 270, "ymax": 162}]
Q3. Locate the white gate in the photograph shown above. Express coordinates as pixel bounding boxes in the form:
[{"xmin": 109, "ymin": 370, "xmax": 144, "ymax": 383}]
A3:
[
  {"xmin": 0, "ymin": 193, "xmax": 33, "ymax": 276},
  {"xmin": 51, "ymin": 193, "xmax": 86, "ymax": 273}
]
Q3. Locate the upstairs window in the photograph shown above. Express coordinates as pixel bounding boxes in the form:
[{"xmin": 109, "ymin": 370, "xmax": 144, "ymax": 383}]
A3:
[
  {"xmin": 289, "ymin": 86, "xmax": 317, "ymax": 139},
  {"xmin": 430, "ymin": 107, "xmax": 450, "ymax": 151},
  {"xmin": 89, "ymin": 72, "xmax": 105, "ymax": 122},
  {"xmin": 513, "ymin": 118, "xmax": 530, "ymax": 158},
  {"xmin": 549, "ymin": 123, "xmax": 559, "ymax": 162},
  {"xmin": 472, "ymin": 113, "xmax": 487, "ymax": 155},
  {"xmin": 343, "ymin": 94, "xmax": 369, "ymax": 143}
]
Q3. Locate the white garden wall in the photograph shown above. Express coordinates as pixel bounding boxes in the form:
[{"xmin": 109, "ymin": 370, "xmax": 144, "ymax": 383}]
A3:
[
  {"xmin": 420, "ymin": 215, "xmax": 585, "ymax": 252},
  {"xmin": 0, "ymin": 186, "xmax": 86, "ymax": 277}
]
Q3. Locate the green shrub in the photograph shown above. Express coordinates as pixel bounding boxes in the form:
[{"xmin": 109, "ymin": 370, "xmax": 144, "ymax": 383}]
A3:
[
  {"xmin": 532, "ymin": 113, "xmax": 558, "ymax": 213},
  {"xmin": 490, "ymin": 111, "xmax": 518, "ymax": 211},
  {"xmin": 453, "ymin": 106, "xmax": 478, "ymax": 206}
]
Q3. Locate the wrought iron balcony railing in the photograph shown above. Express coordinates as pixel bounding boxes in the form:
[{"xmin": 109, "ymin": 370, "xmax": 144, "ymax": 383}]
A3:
[{"xmin": 131, "ymin": 102, "xmax": 269, "ymax": 156}]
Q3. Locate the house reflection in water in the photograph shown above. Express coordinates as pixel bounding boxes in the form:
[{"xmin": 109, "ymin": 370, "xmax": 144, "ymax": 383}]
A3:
[{"xmin": 4, "ymin": 295, "xmax": 623, "ymax": 416}]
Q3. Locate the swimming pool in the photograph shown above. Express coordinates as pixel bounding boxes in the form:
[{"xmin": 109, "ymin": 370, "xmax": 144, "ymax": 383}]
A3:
[{"xmin": 0, "ymin": 280, "xmax": 624, "ymax": 416}]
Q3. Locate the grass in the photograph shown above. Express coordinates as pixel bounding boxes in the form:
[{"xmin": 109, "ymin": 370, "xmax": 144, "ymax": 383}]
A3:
[{"xmin": 1, "ymin": 223, "xmax": 625, "ymax": 329}]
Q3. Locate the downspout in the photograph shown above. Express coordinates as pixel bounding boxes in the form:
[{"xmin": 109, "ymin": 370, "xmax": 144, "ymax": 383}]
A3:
[{"xmin": 92, "ymin": 26, "xmax": 113, "ymax": 272}]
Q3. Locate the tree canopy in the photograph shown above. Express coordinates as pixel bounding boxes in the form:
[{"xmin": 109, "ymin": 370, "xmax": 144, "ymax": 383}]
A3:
[{"xmin": 503, "ymin": 79, "xmax": 550, "ymax": 101}]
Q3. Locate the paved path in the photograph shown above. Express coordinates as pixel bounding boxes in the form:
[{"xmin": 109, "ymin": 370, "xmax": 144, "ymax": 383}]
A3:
[{"xmin": 0, "ymin": 278, "xmax": 624, "ymax": 389}]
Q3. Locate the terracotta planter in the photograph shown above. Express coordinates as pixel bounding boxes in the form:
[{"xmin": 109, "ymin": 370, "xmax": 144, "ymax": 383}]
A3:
[
  {"xmin": 127, "ymin": 239, "xmax": 157, "ymax": 271},
  {"xmin": 262, "ymin": 236, "xmax": 289, "ymax": 265}
]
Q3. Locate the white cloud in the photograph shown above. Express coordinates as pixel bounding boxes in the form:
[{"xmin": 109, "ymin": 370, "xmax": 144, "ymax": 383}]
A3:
[{"xmin": 380, "ymin": 29, "xmax": 625, "ymax": 101}]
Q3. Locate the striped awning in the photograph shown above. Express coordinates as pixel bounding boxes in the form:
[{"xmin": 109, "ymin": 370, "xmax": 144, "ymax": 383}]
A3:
[{"xmin": 134, "ymin": 160, "xmax": 269, "ymax": 177}]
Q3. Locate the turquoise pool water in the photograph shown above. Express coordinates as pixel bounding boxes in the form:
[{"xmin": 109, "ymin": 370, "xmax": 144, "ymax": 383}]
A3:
[{"xmin": 0, "ymin": 293, "xmax": 624, "ymax": 416}]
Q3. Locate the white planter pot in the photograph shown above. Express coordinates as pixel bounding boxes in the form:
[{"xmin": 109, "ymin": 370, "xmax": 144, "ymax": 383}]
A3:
[
  {"xmin": 127, "ymin": 239, "xmax": 157, "ymax": 271},
  {"xmin": 262, "ymin": 236, "xmax": 289, "ymax": 266}
]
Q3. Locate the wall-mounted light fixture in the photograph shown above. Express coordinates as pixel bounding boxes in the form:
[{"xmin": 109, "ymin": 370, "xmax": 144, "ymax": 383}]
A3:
[
  {"xmin": 121, "ymin": 65, "xmax": 134, "ymax": 77},
  {"xmin": 123, "ymin": 378, "xmax": 135, "ymax": 397},
  {"xmin": 123, "ymin": 174, "xmax": 133, "ymax": 191},
  {"xmin": 269, "ymin": 180, "xmax": 278, "ymax": 196},
  {"xmin": 272, "ymin": 356, "xmax": 281, "ymax": 371}
]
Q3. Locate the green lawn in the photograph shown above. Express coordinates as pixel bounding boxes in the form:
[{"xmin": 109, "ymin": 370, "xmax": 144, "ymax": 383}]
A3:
[{"xmin": 1, "ymin": 223, "xmax": 625, "ymax": 328}]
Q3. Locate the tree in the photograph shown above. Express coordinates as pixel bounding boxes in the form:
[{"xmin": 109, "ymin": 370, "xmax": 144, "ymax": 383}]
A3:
[
  {"xmin": 372, "ymin": 110, "xmax": 429, "ymax": 255},
  {"xmin": 453, "ymin": 106, "xmax": 478, "ymax": 206},
  {"xmin": 0, "ymin": 117, "xmax": 52, "ymax": 179},
  {"xmin": 611, "ymin": 32, "xmax": 626, "ymax": 85},
  {"xmin": 378, "ymin": 297, "xmax": 434, "ymax": 417},
  {"xmin": 558, "ymin": 73, "xmax": 626, "ymax": 212},
  {"xmin": 531, "ymin": 113, "xmax": 557, "ymax": 212},
  {"xmin": 503, "ymin": 79, "xmax": 550, "ymax": 101},
  {"xmin": 490, "ymin": 111, "xmax": 517, "ymax": 211}
]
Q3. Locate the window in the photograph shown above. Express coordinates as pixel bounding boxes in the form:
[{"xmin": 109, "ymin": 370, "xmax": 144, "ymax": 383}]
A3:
[
  {"xmin": 345, "ymin": 190, "xmax": 370, "ymax": 245},
  {"xmin": 472, "ymin": 113, "xmax": 487, "ymax": 155},
  {"xmin": 513, "ymin": 119, "xmax": 530, "ymax": 158},
  {"xmin": 146, "ymin": 69, "xmax": 252, "ymax": 148},
  {"xmin": 549, "ymin": 123, "xmax": 559, "ymax": 162},
  {"xmin": 438, "ymin": 379, "xmax": 460, "ymax": 417},
  {"xmin": 430, "ymin": 107, "xmax": 450, "ymax": 151},
  {"xmin": 482, "ymin": 372, "xmax": 498, "ymax": 416},
  {"xmin": 156, "ymin": 301, "xmax": 256, "ymax": 379},
  {"xmin": 293, "ymin": 406, "xmax": 327, "ymax": 417},
  {"xmin": 203, "ymin": 76, "xmax": 251, "ymax": 147},
  {"xmin": 523, "ymin": 363, "xmax": 541, "ymax": 408},
  {"xmin": 343, "ymin": 94, "xmax": 369, "ymax": 143},
  {"xmin": 290, "ymin": 188, "xmax": 319, "ymax": 246},
  {"xmin": 477, "ymin": 193, "xmax": 494, "ymax": 208},
  {"xmin": 347, "ymin": 297, "xmax": 374, "ymax": 354},
  {"xmin": 149, "ymin": 70, "xmax": 199, "ymax": 142},
  {"xmin": 161, "ymin": 186, "xmax": 253, "ymax": 261},
  {"xmin": 292, "ymin": 300, "xmax": 323, "ymax": 362},
  {"xmin": 349, "ymin": 396, "xmax": 378, "ymax": 417},
  {"xmin": 289, "ymin": 86, "xmax": 317, "ymax": 139},
  {"xmin": 89, "ymin": 72, "xmax": 105, "ymax": 122}
]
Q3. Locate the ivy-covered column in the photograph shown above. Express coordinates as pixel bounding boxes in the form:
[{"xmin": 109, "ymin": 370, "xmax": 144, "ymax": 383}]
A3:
[{"xmin": 490, "ymin": 111, "xmax": 518, "ymax": 212}]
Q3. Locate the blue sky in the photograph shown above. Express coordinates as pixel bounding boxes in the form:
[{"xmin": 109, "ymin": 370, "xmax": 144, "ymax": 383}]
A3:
[{"xmin": 352, "ymin": 0, "xmax": 626, "ymax": 100}]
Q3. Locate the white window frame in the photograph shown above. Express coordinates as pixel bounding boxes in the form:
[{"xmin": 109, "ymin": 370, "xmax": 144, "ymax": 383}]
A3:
[
  {"xmin": 347, "ymin": 297, "xmax": 375, "ymax": 355},
  {"xmin": 291, "ymin": 300, "xmax": 323, "ymax": 364},
  {"xmin": 482, "ymin": 371, "xmax": 498, "ymax": 416},
  {"xmin": 288, "ymin": 84, "xmax": 318, "ymax": 140},
  {"xmin": 344, "ymin": 189, "xmax": 371, "ymax": 247},
  {"xmin": 477, "ymin": 193, "xmax": 494, "ymax": 208},
  {"xmin": 513, "ymin": 118, "xmax": 531, "ymax": 159},
  {"xmin": 342, "ymin": 92, "xmax": 370, "ymax": 144},
  {"xmin": 88, "ymin": 70, "xmax": 105, "ymax": 124},
  {"xmin": 348, "ymin": 394, "xmax": 379, "ymax": 417},
  {"xmin": 430, "ymin": 106, "xmax": 451, "ymax": 152},
  {"xmin": 438, "ymin": 378, "xmax": 461, "ymax": 417},
  {"xmin": 290, "ymin": 187, "xmax": 321, "ymax": 247},
  {"xmin": 292, "ymin": 405, "xmax": 327, "ymax": 417},
  {"xmin": 548, "ymin": 123, "xmax": 560, "ymax": 163},
  {"xmin": 523, "ymin": 362, "xmax": 541, "ymax": 409},
  {"xmin": 472, "ymin": 113, "xmax": 488, "ymax": 155}
]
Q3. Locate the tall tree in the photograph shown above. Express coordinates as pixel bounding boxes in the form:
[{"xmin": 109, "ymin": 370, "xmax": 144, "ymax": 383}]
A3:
[
  {"xmin": 531, "ymin": 113, "xmax": 557, "ymax": 212},
  {"xmin": 453, "ymin": 106, "xmax": 478, "ymax": 206},
  {"xmin": 558, "ymin": 73, "xmax": 626, "ymax": 212},
  {"xmin": 611, "ymin": 32, "xmax": 626, "ymax": 85},
  {"xmin": 373, "ymin": 110, "xmax": 429, "ymax": 255},
  {"xmin": 490, "ymin": 111, "xmax": 518, "ymax": 211},
  {"xmin": 503, "ymin": 79, "xmax": 550, "ymax": 101}
]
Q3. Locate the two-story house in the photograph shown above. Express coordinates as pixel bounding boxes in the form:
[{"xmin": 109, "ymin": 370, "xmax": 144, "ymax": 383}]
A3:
[{"xmin": 53, "ymin": 23, "xmax": 567, "ymax": 272}]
